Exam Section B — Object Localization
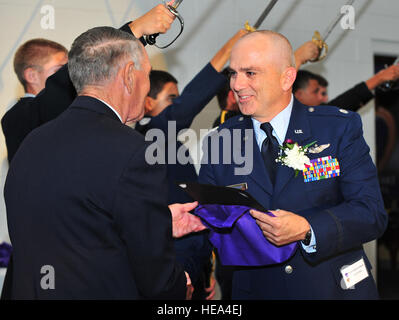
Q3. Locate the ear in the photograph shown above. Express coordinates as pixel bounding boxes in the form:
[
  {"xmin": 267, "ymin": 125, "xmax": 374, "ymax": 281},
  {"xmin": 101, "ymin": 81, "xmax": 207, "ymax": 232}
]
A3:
[
  {"xmin": 144, "ymin": 96, "xmax": 155, "ymax": 115},
  {"xmin": 123, "ymin": 61, "xmax": 135, "ymax": 94},
  {"xmin": 23, "ymin": 67, "xmax": 39, "ymax": 86},
  {"xmin": 294, "ymin": 88, "xmax": 304, "ymax": 100},
  {"xmin": 227, "ymin": 90, "xmax": 236, "ymax": 105},
  {"xmin": 281, "ymin": 66, "xmax": 297, "ymax": 92}
]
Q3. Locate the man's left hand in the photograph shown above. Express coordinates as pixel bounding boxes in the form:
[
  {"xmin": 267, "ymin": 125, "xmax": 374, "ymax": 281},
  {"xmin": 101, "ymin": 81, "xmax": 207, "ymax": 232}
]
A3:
[
  {"xmin": 250, "ymin": 209, "xmax": 310, "ymax": 246},
  {"xmin": 169, "ymin": 201, "xmax": 206, "ymax": 238}
]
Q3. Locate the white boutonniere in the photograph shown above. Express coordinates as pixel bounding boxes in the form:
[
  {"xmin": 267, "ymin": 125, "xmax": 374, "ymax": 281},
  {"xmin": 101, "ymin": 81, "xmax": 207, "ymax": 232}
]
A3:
[{"xmin": 276, "ymin": 139, "xmax": 317, "ymax": 177}]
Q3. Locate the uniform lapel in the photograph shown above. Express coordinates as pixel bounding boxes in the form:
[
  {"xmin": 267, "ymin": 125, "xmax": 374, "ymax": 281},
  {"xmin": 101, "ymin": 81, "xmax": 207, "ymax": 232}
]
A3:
[{"xmin": 273, "ymin": 99, "xmax": 313, "ymax": 196}]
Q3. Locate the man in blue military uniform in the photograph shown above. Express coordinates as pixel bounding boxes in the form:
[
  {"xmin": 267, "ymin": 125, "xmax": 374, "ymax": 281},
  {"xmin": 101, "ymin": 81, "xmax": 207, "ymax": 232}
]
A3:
[
  {"xmin": 198, "ymin": 30, "xmax": 388, "ymax": 299},
  {"xmin": 134, "ymin": 29, "xmax": 248, "ymax": 299}
]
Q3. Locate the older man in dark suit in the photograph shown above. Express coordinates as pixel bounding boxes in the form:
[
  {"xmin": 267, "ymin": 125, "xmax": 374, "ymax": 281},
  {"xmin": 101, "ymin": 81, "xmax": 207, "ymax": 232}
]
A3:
[
  {"xmin": 4, "ymin": 26, "xmax": 204, "ymax": 300},
  {"xmin": 199, "ymin": 30, "xmax": 387, "ymax": 299}
]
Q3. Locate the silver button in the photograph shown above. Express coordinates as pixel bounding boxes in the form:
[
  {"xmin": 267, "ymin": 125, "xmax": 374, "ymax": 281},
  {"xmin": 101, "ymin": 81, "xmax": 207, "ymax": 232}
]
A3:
[
  {"xmin": 308, "ymin": 107, "xmax": 315, "ymax": 112},
  {"xmin": 238, "ymin": 116, "xmax": 244, "ymax": 121},
  {"xmin": 285, "ymin": 265, "xmax": 293, "ymax": 274}
]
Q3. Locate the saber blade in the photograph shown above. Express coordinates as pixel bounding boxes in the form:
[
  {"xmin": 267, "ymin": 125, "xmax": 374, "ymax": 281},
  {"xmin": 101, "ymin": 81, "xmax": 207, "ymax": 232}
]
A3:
[
  {"xmin": 322, "ymin": 0, "xmax": 355, "ymax": 42},
  {"xmin": 253, "ymin": 0, "xmax": 279, "ymax": 29}
]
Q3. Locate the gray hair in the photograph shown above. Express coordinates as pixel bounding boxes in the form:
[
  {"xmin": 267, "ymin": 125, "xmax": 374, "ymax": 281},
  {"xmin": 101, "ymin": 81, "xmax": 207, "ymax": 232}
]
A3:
[{"xmin": 68, "ymin": 26, "xmax": 144, "ymax": 94}]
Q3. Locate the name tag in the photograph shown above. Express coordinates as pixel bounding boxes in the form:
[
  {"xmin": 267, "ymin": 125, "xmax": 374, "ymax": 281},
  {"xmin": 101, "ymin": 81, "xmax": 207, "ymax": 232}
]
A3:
[
  {"xmin": 226, "ymin": 182, "xmax": 248, "ymax": 191},
  {"xmin": 340, "ymin": 258, "xmax": 369, "ymax": 289}
]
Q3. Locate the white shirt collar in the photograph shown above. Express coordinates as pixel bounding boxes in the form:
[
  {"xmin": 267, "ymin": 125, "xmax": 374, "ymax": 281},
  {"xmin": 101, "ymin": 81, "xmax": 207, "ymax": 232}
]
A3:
[
  {"xmin": 252, "ymin": 94, "xmax": 294, "ymax": 149},
  {"xmin": 97, "ymin": 98, "xmax": 122, "ymax": 122}
]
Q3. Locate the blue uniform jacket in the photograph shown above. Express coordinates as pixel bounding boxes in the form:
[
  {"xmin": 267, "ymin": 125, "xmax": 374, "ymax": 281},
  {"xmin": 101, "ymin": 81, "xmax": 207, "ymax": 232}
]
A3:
[{"xmin": 199, "ymin": 99, "xmax": 387, "ymax": 299}]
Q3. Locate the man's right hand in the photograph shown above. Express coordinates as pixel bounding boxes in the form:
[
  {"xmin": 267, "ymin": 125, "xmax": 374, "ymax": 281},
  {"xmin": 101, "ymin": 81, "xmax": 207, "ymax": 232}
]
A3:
[
  {"xmin": 169, "ymin": 201, "xmax": 206, "ymax": 238},
  {"xmin": 129, "ymin": 4, "xmax": 176, "ymax": 39}
]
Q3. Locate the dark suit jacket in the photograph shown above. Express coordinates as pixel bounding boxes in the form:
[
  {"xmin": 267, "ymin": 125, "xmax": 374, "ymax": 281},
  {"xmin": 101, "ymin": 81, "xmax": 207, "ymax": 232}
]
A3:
[
  {"xmin": 4, "ymin": 96, "xmax": 186, "ymax": 299},
  {"xmin": 327, "ymin": 81, "xmax": 374, "ymax": 112},
  {"xmin": 1, "ymin": 97, "xmax": 35, "ymax": 162},
  {"xmin": 199, "ymin": 99, "xmax": 387, "ymax": 299}
]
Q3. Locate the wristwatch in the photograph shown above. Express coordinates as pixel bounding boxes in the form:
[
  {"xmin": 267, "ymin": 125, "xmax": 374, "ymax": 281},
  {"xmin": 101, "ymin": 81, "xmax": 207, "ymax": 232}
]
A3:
[{"xmin": 302, "ymin": 230, "xmax": 312, "ymax": 246}]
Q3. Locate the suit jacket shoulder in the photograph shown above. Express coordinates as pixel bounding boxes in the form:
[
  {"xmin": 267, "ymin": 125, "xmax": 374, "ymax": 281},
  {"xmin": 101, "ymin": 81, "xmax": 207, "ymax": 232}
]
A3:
[{"xmin": 1, "ymin": 97, "xmax": 36, "ymax": 162}]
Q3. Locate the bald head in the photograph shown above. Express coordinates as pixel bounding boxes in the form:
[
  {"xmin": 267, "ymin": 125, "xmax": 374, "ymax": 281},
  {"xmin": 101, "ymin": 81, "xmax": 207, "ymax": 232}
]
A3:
[
  {"xmin": 229, "ymin": 30, "xmax": 297, "ymax": 122},
  {"xmin": 233, "ymin": 30, "xmax": 296, "ymax": 71}
]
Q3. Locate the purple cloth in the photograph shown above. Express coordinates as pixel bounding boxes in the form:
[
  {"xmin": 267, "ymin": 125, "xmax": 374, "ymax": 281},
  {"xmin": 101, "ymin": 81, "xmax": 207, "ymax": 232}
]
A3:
[
  {"xmin": 0, "ymin": 242, "xmax": 12, "ymax": 268},
  {"xmin": 195, "ymin": 204, "xmax": 297, "ymax": 266}
]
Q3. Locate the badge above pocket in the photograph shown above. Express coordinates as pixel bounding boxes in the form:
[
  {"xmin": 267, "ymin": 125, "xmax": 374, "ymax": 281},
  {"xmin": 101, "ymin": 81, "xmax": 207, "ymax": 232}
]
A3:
[{"xmin": 303, "ymin": 156, "xmax": 340, "ymax": 183}]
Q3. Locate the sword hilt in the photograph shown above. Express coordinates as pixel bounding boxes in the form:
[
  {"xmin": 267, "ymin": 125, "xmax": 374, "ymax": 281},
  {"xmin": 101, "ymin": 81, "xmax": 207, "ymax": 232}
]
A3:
[
  {"xmin": 311, "ymin": 30, "xmax": 328, "ymax": 62},
  {"xmin": 244, "ymin": 21, "xmax": 256, "ymax": 32},
  {"xmin": 146, "ymin": 33, "xmax": 159, "ymax": 45},
  {"xmin": 145, "ymin": 2, "xmax": 184, "ymax": 49}
]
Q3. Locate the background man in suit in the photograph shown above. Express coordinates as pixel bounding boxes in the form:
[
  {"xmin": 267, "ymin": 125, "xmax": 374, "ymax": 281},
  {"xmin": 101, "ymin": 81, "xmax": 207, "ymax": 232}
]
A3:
[
  {"xmin": 293, "ymin": 66, "xmax": 399, "ymax": 111},
  {"xmin": 1, "ymin": 39, "xmax": 68, "ymax": 162},
  {"xmin": 4, "ymin": 26, "xmax": 204, "ymax": 299},
  {"xmin": 199, "ymin": 30, "xmax": 387, "ymax": 299}
]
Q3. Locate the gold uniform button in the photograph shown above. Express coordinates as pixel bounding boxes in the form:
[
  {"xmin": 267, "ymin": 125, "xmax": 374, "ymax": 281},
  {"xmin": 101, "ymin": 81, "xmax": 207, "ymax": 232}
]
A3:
[{"xmin": 285, "ymin": 265, "xmax": 293, "ymax": 274}]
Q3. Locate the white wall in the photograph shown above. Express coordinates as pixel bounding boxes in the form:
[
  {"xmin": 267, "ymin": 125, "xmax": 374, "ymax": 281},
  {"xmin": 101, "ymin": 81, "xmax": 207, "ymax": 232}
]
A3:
[{"xmin": 1, "ymin": 0, "xmax": 398, "ymax": 276}]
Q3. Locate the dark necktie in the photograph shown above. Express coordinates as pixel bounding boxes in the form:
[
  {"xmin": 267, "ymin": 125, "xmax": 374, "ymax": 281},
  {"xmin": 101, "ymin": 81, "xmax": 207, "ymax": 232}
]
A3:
[{"xmin": 260, "ymin": 122, "xmax": 279, "ymax": 185}]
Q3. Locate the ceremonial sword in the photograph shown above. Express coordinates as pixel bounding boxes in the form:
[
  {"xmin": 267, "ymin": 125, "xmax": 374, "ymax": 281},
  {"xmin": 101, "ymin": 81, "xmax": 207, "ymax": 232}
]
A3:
[
  {"xmin": 311, "ymin": 0, "xmax": 355, "ymax": 61},
  {"xmin": 146, "ymin": 0, "xmax": 185, "ymax": 49},
  {"xmin": 245, "ymin": 0, "xmax": 279, "ymax": 32}
]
